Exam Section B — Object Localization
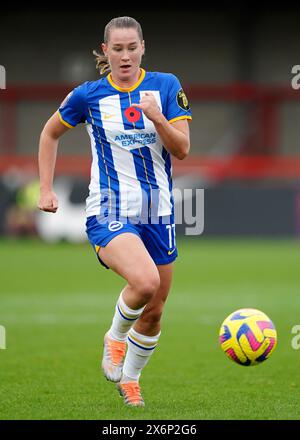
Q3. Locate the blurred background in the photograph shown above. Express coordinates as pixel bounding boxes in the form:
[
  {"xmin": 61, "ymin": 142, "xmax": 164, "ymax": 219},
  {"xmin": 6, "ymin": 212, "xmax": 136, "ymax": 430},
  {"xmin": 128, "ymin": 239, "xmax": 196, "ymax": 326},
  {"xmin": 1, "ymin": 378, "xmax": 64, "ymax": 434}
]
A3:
[
  {"xmin": 1, "ymin": 5, "xmax": 300, "ymax": 241},
  {"xmin": 1, "ymin": 5, "xmax": 300, "ymax": 420}
]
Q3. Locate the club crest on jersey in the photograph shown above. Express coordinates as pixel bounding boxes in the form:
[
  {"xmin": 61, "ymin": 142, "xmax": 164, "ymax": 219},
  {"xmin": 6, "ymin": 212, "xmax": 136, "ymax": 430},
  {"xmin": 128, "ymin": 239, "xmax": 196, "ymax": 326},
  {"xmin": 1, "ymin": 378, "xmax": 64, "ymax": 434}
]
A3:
[
  {"xmin": 108, "ymin": 221, "xmax": 123, "ymax": 232},
  {"xmin": 176, "ymin": 89, "xmax": 190, "ymax": 111},
  {"xmin": 124, "ymin": 106, "xmax": 141, "ymax": 123}
]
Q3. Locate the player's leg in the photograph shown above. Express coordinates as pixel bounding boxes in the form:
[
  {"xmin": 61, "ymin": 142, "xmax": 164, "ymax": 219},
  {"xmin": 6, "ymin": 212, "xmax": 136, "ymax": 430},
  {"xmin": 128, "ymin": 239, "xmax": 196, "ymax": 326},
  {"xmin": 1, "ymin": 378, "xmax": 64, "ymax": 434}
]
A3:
[
  {"xmin": 99, "ymin": 233, "xmax": 160, "ymax": 308},
  {"xmin": 134, "ymin": 263, "xmax": 173, "ymax": 336},
  {"xmin": 98, "ymin": 232, "xmax": 161, "ymax": 383},
  {"xmin": 117, "ymin": 263, "xmax": 173, "ymax": 406},
  {"xmin": 116, "ymin": 215, "xmax": 177, "ymax": 406}
]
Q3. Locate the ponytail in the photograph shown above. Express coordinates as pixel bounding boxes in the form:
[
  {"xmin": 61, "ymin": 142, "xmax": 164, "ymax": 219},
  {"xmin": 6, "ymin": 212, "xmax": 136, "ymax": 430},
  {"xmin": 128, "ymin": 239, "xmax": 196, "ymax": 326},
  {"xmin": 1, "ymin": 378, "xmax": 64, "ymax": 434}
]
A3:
[{"xmin": 92, "ymin": 50, "xmax": 110, "ymax": 75}]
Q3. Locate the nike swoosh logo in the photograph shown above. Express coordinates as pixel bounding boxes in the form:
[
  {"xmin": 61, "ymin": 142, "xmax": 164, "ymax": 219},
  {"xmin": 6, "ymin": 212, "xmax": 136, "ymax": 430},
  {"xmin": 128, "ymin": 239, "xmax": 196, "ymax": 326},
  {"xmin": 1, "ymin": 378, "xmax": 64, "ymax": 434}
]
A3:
[
  {"xmin": 103, "ymin": 114, "xmax": 115, "ymax": 120},
  {"xmin": 168, "ymin": 249, "xmax": 176, "ymax": 255}
]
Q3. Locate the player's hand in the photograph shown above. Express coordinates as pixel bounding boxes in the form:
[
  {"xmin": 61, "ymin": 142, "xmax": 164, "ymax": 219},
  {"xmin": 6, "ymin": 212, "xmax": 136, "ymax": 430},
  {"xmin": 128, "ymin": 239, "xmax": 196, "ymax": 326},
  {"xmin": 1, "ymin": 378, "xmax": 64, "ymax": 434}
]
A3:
[
  {"xmin": 132, "ymin": 92, "xmax": 161, "ymax": 122},
  {"xmin": 38, "ymin": 190, "xmax": 58, "ymax": 213}
]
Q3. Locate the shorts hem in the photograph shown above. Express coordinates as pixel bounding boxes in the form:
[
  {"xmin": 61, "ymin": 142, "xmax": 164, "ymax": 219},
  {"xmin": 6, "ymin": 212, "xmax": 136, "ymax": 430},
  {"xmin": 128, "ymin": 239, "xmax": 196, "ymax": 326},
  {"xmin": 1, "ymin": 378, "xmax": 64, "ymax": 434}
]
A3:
[
  {"xmin": 152, "ymin": 254, "xmax": 178, "ymax": 265},
  {"xmin": 98, "ymin": 229, "xmax": 141, "ymax": 248}
]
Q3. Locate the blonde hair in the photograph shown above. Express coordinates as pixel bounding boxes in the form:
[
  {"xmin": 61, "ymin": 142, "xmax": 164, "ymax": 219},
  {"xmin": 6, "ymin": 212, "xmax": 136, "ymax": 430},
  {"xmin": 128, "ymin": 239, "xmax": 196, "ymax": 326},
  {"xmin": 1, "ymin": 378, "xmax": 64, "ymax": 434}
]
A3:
[{"xmin": 93, "ymin": 16, "xmax": 143, "ymax": 75}]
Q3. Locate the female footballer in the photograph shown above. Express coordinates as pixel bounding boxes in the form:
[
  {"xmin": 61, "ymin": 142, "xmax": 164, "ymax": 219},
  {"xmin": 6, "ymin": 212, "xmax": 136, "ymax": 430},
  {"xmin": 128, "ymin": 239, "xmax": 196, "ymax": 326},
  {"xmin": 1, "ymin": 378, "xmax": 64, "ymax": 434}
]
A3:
[{"xmin": 38, "ymin": 16, "xmax": 192, "ymax": 407}]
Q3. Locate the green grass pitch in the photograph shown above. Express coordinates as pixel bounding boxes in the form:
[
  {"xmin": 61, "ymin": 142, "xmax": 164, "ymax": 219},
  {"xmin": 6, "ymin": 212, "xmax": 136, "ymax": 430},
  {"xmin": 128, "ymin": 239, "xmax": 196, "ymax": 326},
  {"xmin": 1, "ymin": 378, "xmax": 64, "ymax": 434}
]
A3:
[{"xmin": 0, "ymin": 237, "xmax": 299, "ymax": 420}]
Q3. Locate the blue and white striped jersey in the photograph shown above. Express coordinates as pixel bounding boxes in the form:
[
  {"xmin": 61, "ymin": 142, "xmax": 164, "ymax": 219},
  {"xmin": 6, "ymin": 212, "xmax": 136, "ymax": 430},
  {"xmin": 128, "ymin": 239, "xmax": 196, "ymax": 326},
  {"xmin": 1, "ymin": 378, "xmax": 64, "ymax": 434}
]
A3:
[{"xmin": 58, "ymin": 68, "xmax": 192, "ymax": 219}]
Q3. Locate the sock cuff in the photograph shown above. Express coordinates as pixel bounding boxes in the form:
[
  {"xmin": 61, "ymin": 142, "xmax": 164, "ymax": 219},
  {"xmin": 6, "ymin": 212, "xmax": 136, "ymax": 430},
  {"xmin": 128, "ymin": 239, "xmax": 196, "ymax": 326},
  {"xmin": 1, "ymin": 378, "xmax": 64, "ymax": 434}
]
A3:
[
  {"xmin": 117, "ymin": 292, "xmax": 145, "ymax": 321},
  {"xmin": 128, "ymin": 328, "xmax": 161, "ymax": 351}
]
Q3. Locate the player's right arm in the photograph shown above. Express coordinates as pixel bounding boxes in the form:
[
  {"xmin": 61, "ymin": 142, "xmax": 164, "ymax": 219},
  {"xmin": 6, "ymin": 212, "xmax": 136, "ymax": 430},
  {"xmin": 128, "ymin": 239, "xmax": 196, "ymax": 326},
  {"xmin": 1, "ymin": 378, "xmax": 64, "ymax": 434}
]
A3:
[
  {"xmin": 38, "ymin": 83, "xmax": 86, "ymax": 212},
  {"xmin": 38, "ymin": 111, "xmax": 70, "ymax": 213}
]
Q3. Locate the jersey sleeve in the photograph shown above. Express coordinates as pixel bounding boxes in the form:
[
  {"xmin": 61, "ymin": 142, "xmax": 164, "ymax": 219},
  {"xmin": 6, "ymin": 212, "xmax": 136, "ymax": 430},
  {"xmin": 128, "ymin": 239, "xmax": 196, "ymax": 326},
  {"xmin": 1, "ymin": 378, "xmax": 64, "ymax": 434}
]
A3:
[
  {"xmin": 165, "ymin": 74, "xmax": 192, "ymax": 124},
  {"xmin": 58, "ymin": 83, "xmax": 87, "ymax": 128}
]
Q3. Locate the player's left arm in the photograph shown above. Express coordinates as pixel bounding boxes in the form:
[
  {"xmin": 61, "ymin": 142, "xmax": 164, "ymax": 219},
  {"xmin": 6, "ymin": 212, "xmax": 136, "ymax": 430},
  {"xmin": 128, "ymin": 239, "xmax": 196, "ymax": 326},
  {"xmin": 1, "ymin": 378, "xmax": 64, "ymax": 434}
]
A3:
[{"xmin": 132, "ymin": 92, "xmax": 190, "ymax": 160}]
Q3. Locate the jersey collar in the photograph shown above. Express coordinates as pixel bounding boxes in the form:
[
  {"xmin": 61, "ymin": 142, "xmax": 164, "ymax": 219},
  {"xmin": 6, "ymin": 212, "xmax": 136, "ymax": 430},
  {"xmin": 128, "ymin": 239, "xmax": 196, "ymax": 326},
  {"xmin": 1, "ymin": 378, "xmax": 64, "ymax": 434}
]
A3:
[{"xmin": 107, "ymin": 68, "xmax": 146, "ymax": 92}]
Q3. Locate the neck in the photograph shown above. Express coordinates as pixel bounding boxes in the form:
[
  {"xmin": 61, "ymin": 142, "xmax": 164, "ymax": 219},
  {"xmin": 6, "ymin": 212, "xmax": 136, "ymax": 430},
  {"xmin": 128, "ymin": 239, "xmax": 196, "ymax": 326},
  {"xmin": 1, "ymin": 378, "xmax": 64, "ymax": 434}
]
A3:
[{"xmin": 110, "ymin": 68, "xmax": 141, "ymax": 89}]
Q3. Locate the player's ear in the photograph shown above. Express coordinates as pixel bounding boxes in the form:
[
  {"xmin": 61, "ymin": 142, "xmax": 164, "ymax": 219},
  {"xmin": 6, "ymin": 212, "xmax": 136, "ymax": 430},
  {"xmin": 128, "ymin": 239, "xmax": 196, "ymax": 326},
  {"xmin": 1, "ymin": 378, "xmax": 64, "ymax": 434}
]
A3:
[
  {"xmin": 101, "ymin": 43, "xmax": 107, "ymax": 56},
  {"xmin": 141, "ymin": 40, "xmax": 145, "ymax": 56}
]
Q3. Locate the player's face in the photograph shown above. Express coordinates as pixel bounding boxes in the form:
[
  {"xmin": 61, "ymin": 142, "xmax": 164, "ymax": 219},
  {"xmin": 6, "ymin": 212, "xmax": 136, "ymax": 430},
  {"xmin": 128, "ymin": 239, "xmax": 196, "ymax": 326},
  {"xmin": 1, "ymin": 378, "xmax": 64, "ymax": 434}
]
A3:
[{"xmin": 102, "ymin": 27, "xmax": 145, "ymax": 84}]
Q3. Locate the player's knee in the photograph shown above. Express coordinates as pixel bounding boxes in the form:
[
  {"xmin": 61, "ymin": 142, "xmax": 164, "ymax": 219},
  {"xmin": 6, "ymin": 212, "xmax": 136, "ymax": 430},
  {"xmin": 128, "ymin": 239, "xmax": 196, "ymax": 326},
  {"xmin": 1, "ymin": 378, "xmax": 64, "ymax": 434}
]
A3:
[{"xmin": 134, "ymin": 273, "xmax": 160, "ymax": 303}]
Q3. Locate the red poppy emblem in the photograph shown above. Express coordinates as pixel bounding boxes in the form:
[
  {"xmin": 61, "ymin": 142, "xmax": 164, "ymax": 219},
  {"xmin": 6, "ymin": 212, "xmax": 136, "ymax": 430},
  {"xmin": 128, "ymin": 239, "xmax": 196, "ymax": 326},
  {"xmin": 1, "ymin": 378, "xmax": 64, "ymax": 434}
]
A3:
[{"xmin": 124, "ymin": 106, "xmax": 141, "ymax": 123}]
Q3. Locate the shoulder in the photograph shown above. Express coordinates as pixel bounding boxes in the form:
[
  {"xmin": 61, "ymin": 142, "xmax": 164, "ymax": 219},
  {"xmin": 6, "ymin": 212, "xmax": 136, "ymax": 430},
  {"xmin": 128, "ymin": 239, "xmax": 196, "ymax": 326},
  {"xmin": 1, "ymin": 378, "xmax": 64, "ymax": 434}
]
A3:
[
  {"xmin": 144, "ymin": 72, "xmax": 183, "ymax": 95},
  {"xmin": 146, "ymin": 71, "xmax": 179, "ymax": 84},
  {"xmin": 75, "ymin": 78, "xmax": 103, "ymax": 95},
  {"xmin": 71, "ymin": 77, "xmax": 108, "ymax": 95},
  {"xmin": 62, "ymin": 78, "xmax": 109, "ymax": 108}
]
